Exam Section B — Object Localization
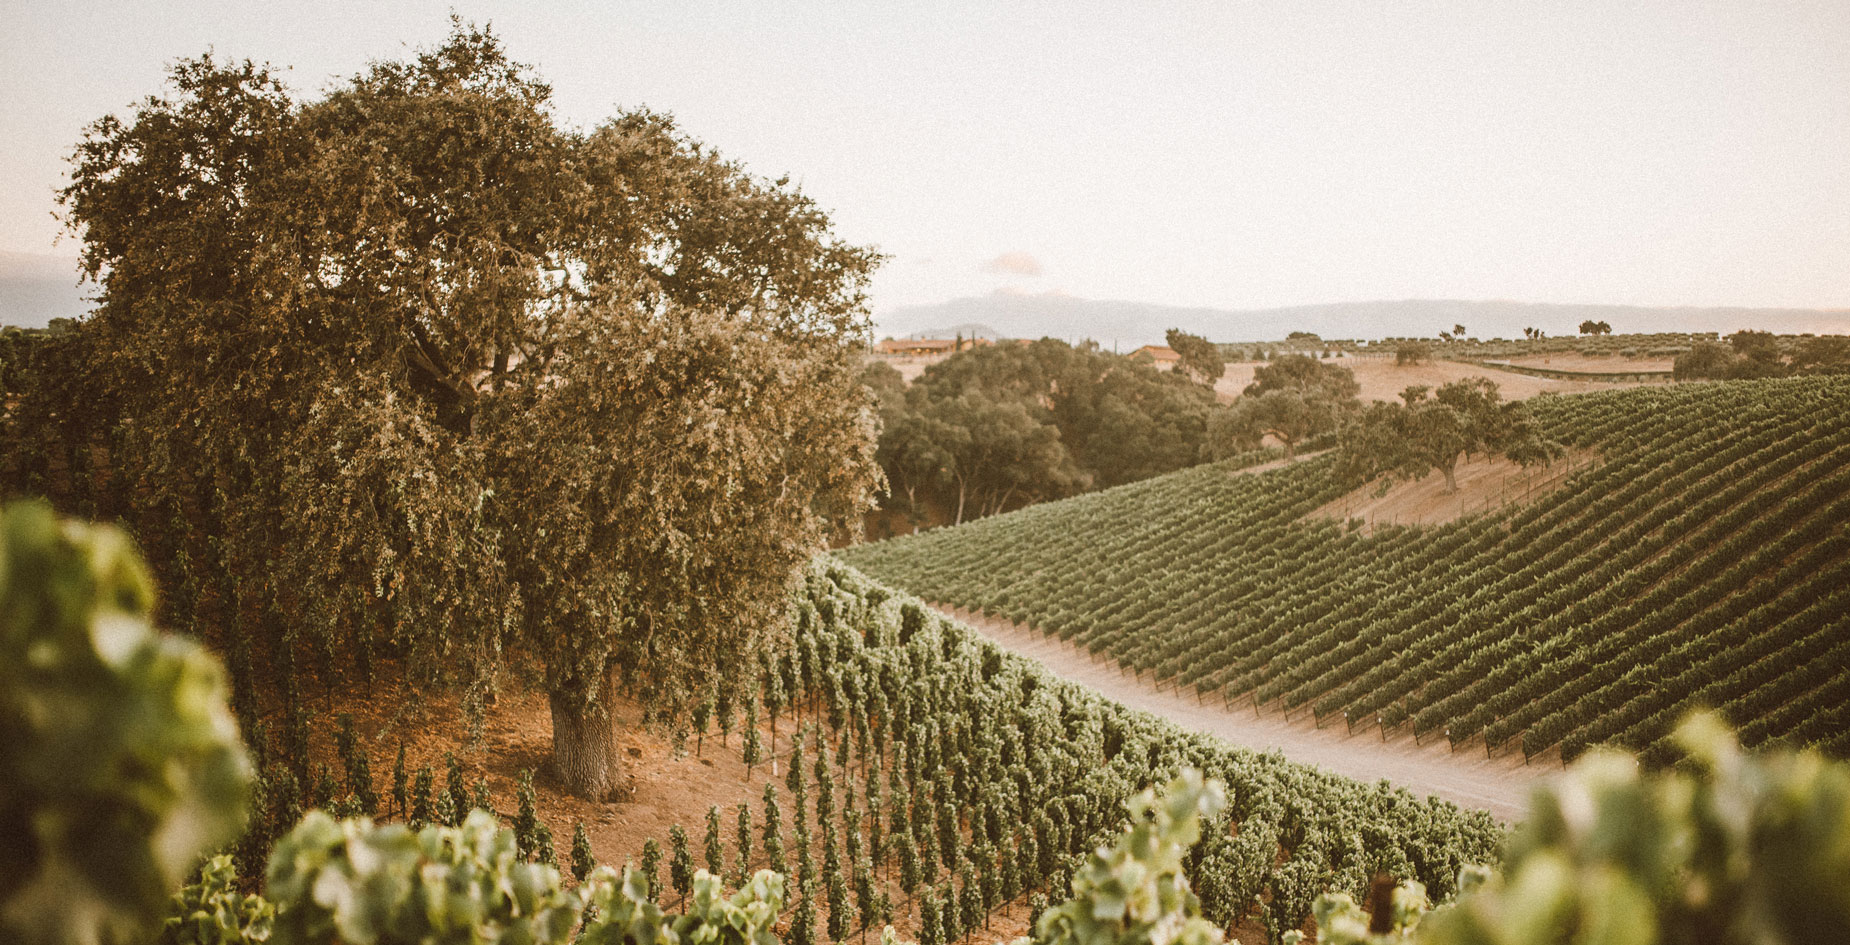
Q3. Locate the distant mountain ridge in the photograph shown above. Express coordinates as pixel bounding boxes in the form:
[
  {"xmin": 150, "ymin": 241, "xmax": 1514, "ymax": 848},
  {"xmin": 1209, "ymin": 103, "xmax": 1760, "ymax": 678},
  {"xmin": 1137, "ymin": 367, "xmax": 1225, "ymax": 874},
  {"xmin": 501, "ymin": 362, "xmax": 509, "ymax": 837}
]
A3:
[{"xmin": 877, "ymin": 293, "xmax": 1850, "ymax": 348}]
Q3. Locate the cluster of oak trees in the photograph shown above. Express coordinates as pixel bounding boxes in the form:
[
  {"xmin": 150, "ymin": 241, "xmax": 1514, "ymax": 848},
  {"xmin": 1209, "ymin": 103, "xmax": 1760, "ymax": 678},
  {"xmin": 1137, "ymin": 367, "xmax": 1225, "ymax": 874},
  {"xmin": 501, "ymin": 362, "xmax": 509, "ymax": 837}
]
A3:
[
  {"xmin": 865, "ymin": 345, "xmax": 1566, "ymax": 529},
  {"xmin": 863, "ymin": 337, "xmax": 1224, "ymax": 525},
  {"xmin": 1335, "ymin": 379, "xmax": 1563, "ymax": 493},
  {"xmin": 1674, "ymin": 330, "xmax": 1850, "ymax": 381}
]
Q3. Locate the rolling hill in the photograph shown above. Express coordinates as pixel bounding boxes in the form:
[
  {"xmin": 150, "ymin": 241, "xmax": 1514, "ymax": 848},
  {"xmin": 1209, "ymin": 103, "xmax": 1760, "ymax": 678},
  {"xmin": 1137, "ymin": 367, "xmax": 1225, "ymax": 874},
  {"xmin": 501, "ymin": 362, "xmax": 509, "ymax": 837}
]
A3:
[{"xmin": 840, "ymin": 376, "xmax": 1850, "ymax": 767}]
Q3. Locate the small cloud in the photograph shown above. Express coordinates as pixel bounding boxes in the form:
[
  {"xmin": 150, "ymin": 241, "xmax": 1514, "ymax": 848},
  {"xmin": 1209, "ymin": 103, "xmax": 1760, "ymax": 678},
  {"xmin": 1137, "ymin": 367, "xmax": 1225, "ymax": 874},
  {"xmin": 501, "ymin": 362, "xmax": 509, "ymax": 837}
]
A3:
[{"xmin": 981, "ymin": 251, "xmax": 1043, "ymax": 277}]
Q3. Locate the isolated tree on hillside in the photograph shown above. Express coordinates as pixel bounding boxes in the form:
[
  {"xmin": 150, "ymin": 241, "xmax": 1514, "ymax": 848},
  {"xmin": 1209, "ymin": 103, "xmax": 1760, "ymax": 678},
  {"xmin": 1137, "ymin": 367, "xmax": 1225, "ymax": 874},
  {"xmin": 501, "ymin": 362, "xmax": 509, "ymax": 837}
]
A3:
[
  {"xmin": 1578, "ymin": 320, "xmax": 1613, "ymax": 335},
  {"xmin": 1210, "ymin": 353, "xmax": 1360, "ymax": 460},
  {"xmin": 58, "ymin": 24, "xmax": 882, "ymax": 798},
  {"xmin": 1164, "ymin": 328, "xmax": 1225, "ymax": 386},
  {"xmin": 1337, "ymin": 378, "xmax": 1561, "ymax": 492},
  {"xmin": 1394, "ymin": 341, "xmax": 1432, "ymax": 365},
  {"xmin": 1242, "ymin": 353, "xmax": 1360, "ymax": 401}
]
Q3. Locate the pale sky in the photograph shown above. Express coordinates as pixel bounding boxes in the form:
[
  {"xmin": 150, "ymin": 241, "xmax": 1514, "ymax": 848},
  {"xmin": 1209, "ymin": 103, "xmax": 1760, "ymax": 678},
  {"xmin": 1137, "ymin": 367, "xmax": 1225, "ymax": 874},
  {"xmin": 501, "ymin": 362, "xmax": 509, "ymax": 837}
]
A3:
[{"xmin": 3, "ymin": 0, "xmax": 1847, "ymax": 316}]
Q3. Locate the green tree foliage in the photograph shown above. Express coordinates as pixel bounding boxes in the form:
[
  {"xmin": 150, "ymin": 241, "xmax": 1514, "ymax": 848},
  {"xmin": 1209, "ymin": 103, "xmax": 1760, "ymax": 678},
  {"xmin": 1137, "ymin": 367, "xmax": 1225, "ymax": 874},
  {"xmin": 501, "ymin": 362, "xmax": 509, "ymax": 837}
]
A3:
[
  {"xmin": 1243, "ymin": 354, "xmax": 1361, "ymax": 402},
  {"xmin": 1674, "ymin": 331, "xmax": 1850, "ymax": 380},
  {"xmin": 1212, "ymin": 390, "xmax": 1335, "ymax": 460},
  {"xmin": 1395, "ymin": 342, "xmax": 1432, "ymax": 365},
  {"xmin": 1789, "ymin": 335, "xmax": 1850, "ymax": 375},
  {"xmin": 869, "ymin": 338, "xmax": 1222, "ymax": 522},
  {"xmin": 1576, "ymin": 320, "xmax": 1613, "ymax": 336},
  {"xmin": 1165, "ymin": 329, "xmax": 1226, "ymax": 386},
  {"xmin": 0, "ymin": 502, "xmax": 251, "ymax": 945},
  {"xmin": 1216, "ymin": 353, "xmax": 1363, "ymax": 460},
  {"xmin": 1338, "ymin": 378, "xmax": 1562, "ymax": 492},
  {"xmin": 52, "ymin": 21, "xmax": 882, "ymax": 799}
]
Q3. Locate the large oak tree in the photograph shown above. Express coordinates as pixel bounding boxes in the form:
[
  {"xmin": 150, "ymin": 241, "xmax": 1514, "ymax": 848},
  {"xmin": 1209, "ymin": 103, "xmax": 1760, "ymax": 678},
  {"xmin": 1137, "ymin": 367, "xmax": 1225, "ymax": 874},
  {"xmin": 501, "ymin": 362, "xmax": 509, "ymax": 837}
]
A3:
[{"xmin": 59, "ymin": 24, "xmax": 882, "ymax": 797}]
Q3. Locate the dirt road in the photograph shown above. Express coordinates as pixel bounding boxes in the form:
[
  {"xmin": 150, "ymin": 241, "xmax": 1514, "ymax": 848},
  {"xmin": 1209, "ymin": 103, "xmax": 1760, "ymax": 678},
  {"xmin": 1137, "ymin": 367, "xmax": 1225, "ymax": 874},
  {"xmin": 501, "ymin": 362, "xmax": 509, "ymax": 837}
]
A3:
[{"xmin": 936, "ymin": 605, "xmax": 1546, "ymax": 822}]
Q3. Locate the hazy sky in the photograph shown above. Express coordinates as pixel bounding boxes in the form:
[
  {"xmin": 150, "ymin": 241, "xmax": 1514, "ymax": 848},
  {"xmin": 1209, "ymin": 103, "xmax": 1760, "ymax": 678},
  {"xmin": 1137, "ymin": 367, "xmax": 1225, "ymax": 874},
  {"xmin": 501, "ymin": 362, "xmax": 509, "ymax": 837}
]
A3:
[{"xmin": 3, "ymin": 0, "xmax": 1847, "ymax": 316}]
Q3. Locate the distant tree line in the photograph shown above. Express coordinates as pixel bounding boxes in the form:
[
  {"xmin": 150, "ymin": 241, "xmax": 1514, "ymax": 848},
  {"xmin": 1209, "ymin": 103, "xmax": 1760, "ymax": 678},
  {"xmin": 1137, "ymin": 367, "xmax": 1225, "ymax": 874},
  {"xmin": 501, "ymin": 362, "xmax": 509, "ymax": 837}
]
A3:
[
  {"xmin": 865, "ymin": 337, "xmax": 1223, "ymax": 524},
  {"xmin": 864, "ymin": 341, "xmax": 1572, "ymax": 526}
]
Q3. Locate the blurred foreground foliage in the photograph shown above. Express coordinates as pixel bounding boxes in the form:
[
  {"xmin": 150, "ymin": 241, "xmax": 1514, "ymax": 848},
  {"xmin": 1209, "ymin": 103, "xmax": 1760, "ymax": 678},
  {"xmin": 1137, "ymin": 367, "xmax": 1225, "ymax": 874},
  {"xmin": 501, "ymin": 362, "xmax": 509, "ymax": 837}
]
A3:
[
  {"xmin": 1310, "ymin": 713, "xmax": 1850, "ymax": 945},
  {"xmin": 0, "ymin": 501, "xmax": 250, "ymax": 944}
]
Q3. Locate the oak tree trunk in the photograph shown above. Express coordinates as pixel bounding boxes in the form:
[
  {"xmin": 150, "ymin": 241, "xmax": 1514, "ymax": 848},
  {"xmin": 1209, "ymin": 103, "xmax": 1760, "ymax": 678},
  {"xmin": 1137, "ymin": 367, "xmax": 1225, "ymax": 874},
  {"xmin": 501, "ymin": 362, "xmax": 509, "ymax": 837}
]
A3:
[{"xmin": 550, "ymin": 665, "xmax": 620, "ymax": 799}]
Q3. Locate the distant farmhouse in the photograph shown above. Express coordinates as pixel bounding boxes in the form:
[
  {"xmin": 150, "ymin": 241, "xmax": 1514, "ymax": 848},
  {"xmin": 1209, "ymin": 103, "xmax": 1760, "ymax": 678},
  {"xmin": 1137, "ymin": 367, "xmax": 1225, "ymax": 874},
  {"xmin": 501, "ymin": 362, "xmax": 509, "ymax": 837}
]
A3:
[
  {"xmin": 876, "ymin": 337, "xmax": 994, "ymax": 357},
  {"xmin": 1129, "ymin": 344, "xmax": 1181, "ymax": 369}
]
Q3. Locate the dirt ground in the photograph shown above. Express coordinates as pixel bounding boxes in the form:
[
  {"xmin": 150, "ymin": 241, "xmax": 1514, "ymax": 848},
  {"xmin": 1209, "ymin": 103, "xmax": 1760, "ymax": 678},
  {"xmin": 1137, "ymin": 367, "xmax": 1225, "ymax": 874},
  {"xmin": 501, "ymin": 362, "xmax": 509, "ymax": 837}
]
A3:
[
  {"xmin": 1306, "ymin": 449, "xmax": 1600, "ymax": 533},
  {"xmin": 307, "ymin": 663, "xmax": 1041, "ymax": 942},
  {"xmin": 1212, "ymin": 354, "xmax": 1665, "ymax": 404},
  {"xmin": 332, "ymin": 669, "xmax": 806, "ymax": 876},
  {"xmin": 1499, "ymin": 353, "xmax": 1675, "ymax": 373},
  {"xmin": 876, "ymin": 355, "xmax": 944, "ymax": 384},
  {"xmin": 933, "ymin": 606, "xmax": 1545, "ymax": 824}
]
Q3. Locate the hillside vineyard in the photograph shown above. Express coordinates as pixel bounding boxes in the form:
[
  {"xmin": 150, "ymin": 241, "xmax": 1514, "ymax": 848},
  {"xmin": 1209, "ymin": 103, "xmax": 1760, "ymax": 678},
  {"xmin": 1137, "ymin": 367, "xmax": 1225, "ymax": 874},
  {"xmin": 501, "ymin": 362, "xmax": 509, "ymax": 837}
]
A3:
[
  {"xmin": 787, "ymin": 562, "xmax": 1503, "ymax": 935},
  {"xmin": 841, "ymin": 376, "xmax": 1850, "ymax": 766}
]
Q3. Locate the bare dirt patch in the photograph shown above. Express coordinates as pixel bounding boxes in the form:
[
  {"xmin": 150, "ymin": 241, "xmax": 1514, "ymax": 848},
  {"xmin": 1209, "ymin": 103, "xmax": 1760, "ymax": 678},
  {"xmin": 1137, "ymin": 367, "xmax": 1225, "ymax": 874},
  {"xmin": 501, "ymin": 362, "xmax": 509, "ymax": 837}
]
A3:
[
  {"xmin": 871, "ymin": 355, "xmax": 945, "ymax": 384},
  {"xmin": 329, "ymin": 669, "xmax": 800, "ymax": 877},
  {"xmin": 1307, "ymin": 449, "xmax": 1599, "ymax": 533},
  {"xmin": 304, "ymin": 662, "xmax": 1032, "ymax": 941},
  {"xmin": 1499, "ymin": 354, "xmax": 1675, "ymax": 373},
  {"xmin": 1213, "ymin": 355, "xmax": 1663, "ymax": 404}
]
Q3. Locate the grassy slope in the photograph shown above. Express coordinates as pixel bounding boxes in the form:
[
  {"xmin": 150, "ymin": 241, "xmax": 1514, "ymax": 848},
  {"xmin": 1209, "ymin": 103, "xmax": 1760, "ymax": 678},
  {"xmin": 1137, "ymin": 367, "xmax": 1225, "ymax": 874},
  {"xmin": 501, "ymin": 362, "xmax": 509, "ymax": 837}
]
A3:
[{"xmin": 841, "ymin": 377, "xmax": 1850, "ymax": 766}]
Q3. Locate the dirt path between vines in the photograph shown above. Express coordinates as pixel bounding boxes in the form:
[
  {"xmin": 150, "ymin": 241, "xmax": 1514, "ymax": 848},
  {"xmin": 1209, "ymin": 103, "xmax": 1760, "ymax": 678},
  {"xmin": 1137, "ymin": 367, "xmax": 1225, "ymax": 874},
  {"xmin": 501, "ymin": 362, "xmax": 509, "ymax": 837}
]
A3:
[{"xmin": 934, "ymin": 605, "xmax": 1547, "ymax": 823}]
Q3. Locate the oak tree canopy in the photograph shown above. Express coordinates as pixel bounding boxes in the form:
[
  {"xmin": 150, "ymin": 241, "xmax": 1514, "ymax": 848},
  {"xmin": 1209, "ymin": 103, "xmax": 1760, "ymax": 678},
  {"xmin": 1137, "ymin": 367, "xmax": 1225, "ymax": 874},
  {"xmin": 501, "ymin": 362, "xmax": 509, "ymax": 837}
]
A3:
[{"xmin": 58, "ymin": 22, "xmax": 883, "ymax": 797}]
